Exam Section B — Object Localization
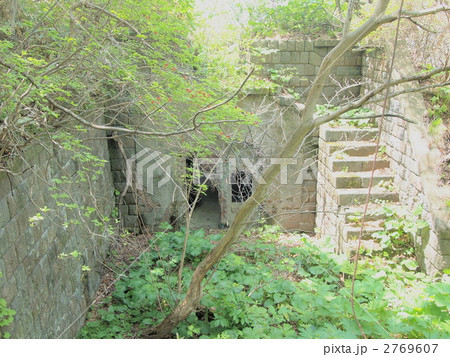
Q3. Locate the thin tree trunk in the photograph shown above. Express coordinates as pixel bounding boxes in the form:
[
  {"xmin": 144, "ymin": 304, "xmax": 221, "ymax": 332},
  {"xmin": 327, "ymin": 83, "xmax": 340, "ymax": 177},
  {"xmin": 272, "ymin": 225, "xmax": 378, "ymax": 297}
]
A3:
[
  {"xmin": 177, "ymin": 212, "xmax": 192, "ymax": 295},
  {"xmin": 10, "ymin": 0, "xmax": 17, "ymax": 27},
  {"xmin": 343, "ymin": 0, "xmax": 356, "ymax": 36},
  {"xmin": 335, "ymin": 0, "xmax": 342, "ymax": 15},
  {"xmin": 0, "ymin": 0, "xmax": 17, "ymax": 23}
]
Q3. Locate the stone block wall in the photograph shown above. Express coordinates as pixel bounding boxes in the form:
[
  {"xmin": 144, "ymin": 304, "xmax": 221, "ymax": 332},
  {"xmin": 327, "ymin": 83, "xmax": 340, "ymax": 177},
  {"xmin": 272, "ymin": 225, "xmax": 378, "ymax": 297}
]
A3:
[
  {"xmin": 251, "ymin": 39, "xmax": 363, "ymax": 103},
  {"xmin": 0, "ymin": 131, "xmax": 115, "ymax": 338},
  {"xmin": 244, "ymin": 38, "xmax": 364, "ymax": 232},
  {"xmin": 110, "ymin": 94, "xmax": 321, "ymax": 234},
  {"xmin": 315, "ymin": 127, "xmax": 342, "ymax": 248},
  {"xmin": 107, "ymin": 135, "xmax": 138, "ymax": 231},
  {"xmin": 106, "ymin": 94, "xmax": 188, "ymax": 233},
  {"xmin": 361, "ymin": 44, "xmax": 450, "ymax": 274}
]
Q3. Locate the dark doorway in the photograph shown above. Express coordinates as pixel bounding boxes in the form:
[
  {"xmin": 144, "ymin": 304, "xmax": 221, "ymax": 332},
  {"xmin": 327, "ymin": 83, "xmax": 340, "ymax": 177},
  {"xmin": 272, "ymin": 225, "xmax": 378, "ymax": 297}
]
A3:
[
  {"xmin": 186, "ymin": 156, "xmax": 221, "ymax": 228},
  {"xmin": 190, "ymin": 185, "xmax": 221, "ymax": 228}
]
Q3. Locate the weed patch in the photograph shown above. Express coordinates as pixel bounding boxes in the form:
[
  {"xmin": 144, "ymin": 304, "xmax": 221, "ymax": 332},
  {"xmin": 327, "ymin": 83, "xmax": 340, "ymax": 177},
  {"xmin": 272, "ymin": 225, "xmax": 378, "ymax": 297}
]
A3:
[{"xmin": 79, "ymin": 226, "xmax": 449, "ymax": 339}]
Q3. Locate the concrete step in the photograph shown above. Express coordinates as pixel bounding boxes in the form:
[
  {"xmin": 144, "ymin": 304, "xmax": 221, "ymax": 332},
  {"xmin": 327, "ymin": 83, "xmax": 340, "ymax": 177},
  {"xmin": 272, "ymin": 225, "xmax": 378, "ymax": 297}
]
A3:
[
  {"xmin": 341, "ymin": 221, "xmax": 385, "ymax": 255},
  {"xmin": 343, "ymin": 239, "xmax": 383, "ymax": 256},
  {"xmin": 343, "ymin": 202, "xmax": 402, "ymax": 223},
  {"xmin": 336, "ymin": 188, "xmax": 399, "ymax": 206},
  {"xmin": 342, "ymin": 221, "xmax": 385, "ymax": 241},
  {"xmin": 331, "ymin": 157, "xmax": 390, "ymax": 172},
  {"xmin": 326, "ymin": 141, "xmax": 378, "ymax": 157},
  {"xmin": 321, "ymin": 127, "xmax": 378, "ymax": 142},
  {"xmin": 334, "ymin": 172, "xmax": 395, "ymax": 189}
]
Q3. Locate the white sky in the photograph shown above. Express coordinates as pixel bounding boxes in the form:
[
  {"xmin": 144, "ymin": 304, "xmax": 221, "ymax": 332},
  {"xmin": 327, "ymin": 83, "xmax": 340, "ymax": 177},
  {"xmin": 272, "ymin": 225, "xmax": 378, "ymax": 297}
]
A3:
[{"xmin": 194, "ymin": 0, "xmax": 256, "ymax": 35}]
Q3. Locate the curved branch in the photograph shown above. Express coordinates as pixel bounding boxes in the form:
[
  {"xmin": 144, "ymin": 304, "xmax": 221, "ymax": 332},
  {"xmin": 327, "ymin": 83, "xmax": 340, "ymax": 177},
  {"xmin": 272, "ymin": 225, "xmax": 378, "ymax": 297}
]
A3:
[
  {"xmin": 47, "ymin": 98, "xmax": 248, "ymax": 137},
  {"xmin": 405, "ymin": 17, "xmax": 438, "ymax": 33},
  {"xmin": 315, "ymin": 65, "xmax": 450, "ymax": 126},
  {"xmin": 368, "ymin": 80, "xmax": 450, "ymax": 104},
  {"xmin": 191, "ymin": 68, "xmax": 255, "ymax": 128},
  {"xmin": 378, "ymin": 5, "xmax": 449, "ymax": 25},
  {"xmin": 339, "ymin": 113, "xmax": 416, "ymax": 124}
]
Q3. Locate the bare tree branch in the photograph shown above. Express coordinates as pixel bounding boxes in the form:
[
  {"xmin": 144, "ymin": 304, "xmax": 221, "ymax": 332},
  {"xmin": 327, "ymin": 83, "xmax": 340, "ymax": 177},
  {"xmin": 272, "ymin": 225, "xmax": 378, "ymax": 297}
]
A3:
[
  {"xmin": 368, "ymin": 80, "xmax": 450, "ymax": 104},
  {"xmin": 405, "ymin": 17, "xmax": 438, "ymax": 33},
  {"xmin": 379, "ymin": 5, "xmax": 450, "ymax": 25},
  {"xmin": 316, "ymin": 65, "xmax": 450, "ymax": 126},
  {"xmin": 343, "ymin": 0, "xmax": 356, "ymax": 36},
  {"xmin": 339, "ymin": 113, "xmax": 417, "ymax": 124}
]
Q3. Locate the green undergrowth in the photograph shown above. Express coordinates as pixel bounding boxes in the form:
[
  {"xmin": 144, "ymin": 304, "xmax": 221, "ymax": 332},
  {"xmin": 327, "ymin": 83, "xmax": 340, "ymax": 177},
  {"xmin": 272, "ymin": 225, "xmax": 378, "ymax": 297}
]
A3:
[
  {"xmin": 348, "ymin": 203, "xmax": 429, "ymax": 257},
  {"xmin": 79, "ymin": 226, "xmax": 449, "ymax": 339},
  {"xmin": 0, "ymin": 271, "xmax": 16, "ymax": 339}
]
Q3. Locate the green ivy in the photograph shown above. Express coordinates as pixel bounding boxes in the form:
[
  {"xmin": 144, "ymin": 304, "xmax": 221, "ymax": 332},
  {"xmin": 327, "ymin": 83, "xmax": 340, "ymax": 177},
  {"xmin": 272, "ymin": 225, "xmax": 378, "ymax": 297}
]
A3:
[{"xmin": 0, "ymin": 0, "xmax": 256, "ymax": 159}]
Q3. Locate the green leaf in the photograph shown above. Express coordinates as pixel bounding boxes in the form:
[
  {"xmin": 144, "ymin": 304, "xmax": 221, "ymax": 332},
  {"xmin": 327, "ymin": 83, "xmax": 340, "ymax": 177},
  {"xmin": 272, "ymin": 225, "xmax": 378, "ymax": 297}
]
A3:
[
  {"xmin": 401, "ymin": 259, "xmax": 418, "ymax": 271},
  {"xmin": 273, "ymin": 293, "xmax": 287, "ymax": 304},
  {"xmin": 69, "ymin": 250, "xmax": 81, "ymax": 259}
]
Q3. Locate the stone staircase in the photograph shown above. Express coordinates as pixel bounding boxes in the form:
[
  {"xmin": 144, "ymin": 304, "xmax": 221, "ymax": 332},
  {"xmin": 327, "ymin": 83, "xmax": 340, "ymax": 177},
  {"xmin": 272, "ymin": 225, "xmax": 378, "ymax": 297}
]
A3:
[{"xmin": 318, "ymin": 125, "xmax": 400, "ymax": 255}]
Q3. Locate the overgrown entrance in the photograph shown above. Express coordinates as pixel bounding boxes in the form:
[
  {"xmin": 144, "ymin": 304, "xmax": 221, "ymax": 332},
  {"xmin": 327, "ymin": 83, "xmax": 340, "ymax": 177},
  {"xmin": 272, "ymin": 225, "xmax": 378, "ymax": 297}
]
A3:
[
  {"xmin": 186, "ymin": 156, "xmax": 222, "ymax": 229},
  {"xmin": 190, "ymin": 185, "xmax": 221, "ymax": 229}
]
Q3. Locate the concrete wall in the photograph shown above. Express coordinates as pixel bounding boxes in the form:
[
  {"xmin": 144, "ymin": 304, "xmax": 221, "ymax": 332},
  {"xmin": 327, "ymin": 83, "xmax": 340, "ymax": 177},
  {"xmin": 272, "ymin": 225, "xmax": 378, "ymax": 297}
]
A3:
[
  {"xmin": 108, "ymin": 133, "xmax": 188, "ymax": 232},
  {"xmin": 361, "ymin": 44, "xmax": 449, "ymax": 274},
  {"xmin": 0, "ymin": 129, "xmax": 114, "ymax": 338},
  {"xmin": 108, "ymin": 95, "xmax": 319, "ymax": 233}
]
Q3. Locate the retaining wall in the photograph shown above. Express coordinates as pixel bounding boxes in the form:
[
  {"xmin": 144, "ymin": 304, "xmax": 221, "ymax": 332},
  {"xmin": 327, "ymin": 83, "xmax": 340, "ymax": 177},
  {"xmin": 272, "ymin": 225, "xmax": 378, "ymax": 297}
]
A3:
[
  {"xmin": 315, "ymin": 128, "xmax": 342, "ymax": 249},
  {"xmin": 0, "ymin": 130, "xmax": 114, "ymax": 338},
  {"xmin": 111, "ymin": 39, "xmax": 363, "ymax": 234},
  {"xmin": 361, "ymin": 44, "xmax": 450, "ymax": 274}
]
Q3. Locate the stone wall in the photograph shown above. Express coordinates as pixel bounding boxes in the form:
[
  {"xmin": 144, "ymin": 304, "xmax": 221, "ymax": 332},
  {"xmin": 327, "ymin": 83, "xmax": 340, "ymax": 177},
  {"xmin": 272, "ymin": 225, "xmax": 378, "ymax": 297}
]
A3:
[
  {"xmin": 108, "ymin": 134, "xmax": 188, "ymax": 233},
  {"xmin": 361, "ymin": 44, "xmax": 450, "ymax": 274},
  {"xmin": 0, "ymin": 130, "xmax": 115, "ymax": 338},
  {"xmin": 242, "ymin": 38, "xmax": 363, "ymax": 231},
  {"xmin": 315, "ymin": 127, "xmax": 342, "ymax": 249},
  {"xmin": 108, "ymin": 135, "xmax": 139, "ymax": 231},
  {"xmin": 251, "ymin": 39, "xmax": 362, "ymax": 103},
  {"xmin": 109, "ymin": 102, "xmax": 319, "ymax": 233}
]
